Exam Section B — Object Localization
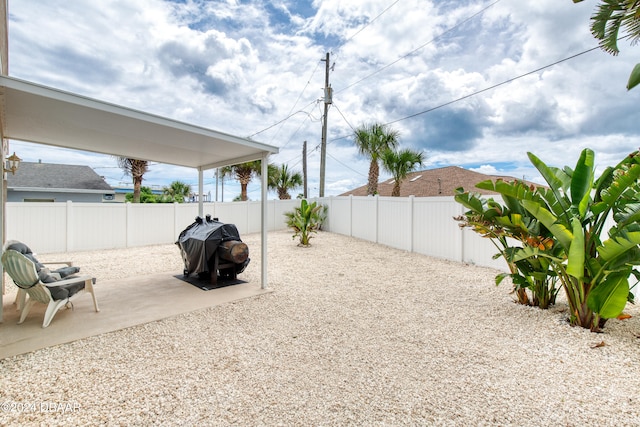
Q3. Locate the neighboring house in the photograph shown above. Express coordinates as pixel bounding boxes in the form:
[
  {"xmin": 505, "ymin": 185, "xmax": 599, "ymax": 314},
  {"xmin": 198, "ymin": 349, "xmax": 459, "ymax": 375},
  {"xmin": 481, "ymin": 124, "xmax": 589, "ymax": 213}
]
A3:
[
  {"xmin": 340, "ymin": 166, "xmax": 540, "ymax": 197},
  {"xmin": 6, "ymin": 161, "xmax": 115, "ymax": 202}
]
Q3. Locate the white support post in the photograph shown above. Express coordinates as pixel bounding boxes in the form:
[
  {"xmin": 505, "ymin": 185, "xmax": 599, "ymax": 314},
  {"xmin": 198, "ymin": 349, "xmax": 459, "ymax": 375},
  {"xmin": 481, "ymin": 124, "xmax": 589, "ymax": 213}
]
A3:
[
  {"xmin": 261, "ymin": 155, "xmax": 269, "ymax": 289},
  {"xmin": 198, "ymin": 169, "xmax": 204, "ymax": 218}
]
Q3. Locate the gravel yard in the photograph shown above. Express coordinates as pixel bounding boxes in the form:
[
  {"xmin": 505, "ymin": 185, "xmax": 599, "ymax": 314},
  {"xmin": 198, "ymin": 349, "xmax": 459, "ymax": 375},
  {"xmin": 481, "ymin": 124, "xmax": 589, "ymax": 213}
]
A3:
[{"xmin": 1, "ymin": 230, "xmax": 640, "ymax": 426}]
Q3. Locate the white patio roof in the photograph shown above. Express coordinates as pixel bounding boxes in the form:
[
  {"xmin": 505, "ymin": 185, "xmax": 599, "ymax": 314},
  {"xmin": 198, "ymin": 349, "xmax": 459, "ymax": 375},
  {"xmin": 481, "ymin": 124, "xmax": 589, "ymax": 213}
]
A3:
[
  {"xmin": 0, "ymin": 76, "xmax": 278, "ymax": 170},
  {"xmin": 0, "ymin": 76, "xmax": 277, "ymax": 321}
]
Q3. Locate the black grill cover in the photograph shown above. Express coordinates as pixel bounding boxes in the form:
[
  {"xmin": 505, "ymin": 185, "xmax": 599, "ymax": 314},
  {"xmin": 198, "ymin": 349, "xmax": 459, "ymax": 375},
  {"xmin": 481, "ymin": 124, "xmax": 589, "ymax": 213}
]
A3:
[{"xmin": 176, "ymin": 217, "xmax": 242, "ymax": 276}]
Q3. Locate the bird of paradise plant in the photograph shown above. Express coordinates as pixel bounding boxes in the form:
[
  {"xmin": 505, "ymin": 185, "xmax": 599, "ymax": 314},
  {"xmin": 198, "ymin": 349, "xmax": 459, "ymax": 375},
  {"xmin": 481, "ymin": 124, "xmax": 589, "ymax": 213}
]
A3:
[{"xmin": 464, "ymin": 148, "xmax": 640, "ymax": 331}]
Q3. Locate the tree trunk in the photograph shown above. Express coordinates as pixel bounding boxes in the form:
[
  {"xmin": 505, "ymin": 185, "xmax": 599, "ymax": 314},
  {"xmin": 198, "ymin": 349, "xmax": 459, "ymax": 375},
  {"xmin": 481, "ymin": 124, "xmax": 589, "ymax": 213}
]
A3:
[
  {"xmin": 367, "ymin": 160, "xmax": 379, "ymax": 195},
  {"xmin": 133, "ymin": 176, "xmax": 143, "ymax": 203}
]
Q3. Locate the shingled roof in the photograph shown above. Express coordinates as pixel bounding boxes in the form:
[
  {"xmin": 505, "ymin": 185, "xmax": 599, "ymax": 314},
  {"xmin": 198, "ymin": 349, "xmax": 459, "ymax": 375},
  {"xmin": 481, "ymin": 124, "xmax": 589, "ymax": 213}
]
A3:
[
  {"xmin": 6, "ymin": 162, "xmax": 113, "ymax": 191},
  {"xmin": 340, "ymin": 166, "xmax": 536, "ymax": 197}
]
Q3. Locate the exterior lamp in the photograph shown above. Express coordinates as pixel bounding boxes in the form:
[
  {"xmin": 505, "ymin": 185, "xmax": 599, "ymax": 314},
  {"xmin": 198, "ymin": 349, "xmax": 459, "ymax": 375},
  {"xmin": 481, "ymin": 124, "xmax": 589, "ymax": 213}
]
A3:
[{"xmin": 4, "ymin": 152, "xmax": 21, "ymax": 175}]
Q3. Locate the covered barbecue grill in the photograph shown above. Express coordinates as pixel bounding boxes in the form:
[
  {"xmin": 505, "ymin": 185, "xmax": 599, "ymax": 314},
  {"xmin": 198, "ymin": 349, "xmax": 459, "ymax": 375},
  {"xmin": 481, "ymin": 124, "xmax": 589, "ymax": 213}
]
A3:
[{"xmin": 176, "ymin": 215, "xmax": 249, "ymax": 283}]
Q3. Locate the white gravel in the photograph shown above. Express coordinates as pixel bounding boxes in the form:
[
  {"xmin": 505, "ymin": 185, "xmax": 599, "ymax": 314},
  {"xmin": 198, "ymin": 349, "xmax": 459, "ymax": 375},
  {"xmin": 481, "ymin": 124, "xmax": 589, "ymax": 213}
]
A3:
[{"xmin": 1, "ymin": 230, "xmax": 640, "ymax": 426}]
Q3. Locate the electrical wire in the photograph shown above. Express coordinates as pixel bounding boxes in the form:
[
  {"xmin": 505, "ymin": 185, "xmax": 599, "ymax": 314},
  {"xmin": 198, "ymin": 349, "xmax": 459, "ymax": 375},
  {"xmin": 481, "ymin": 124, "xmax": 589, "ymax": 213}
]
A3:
[
  {"xmin": 335, "ymin": 0, "xmax": 502, "ymax": 95},
  {"xmin": 249, "ymin": 1, "xmax": 404, "ymax": 141},
  {"xmin": 337, "ymin": 0, "xmax": 402, "ymax": 53},
  {"xmin": 386, "ymin": 45, "xmax": 601, "ymax": 125},
  {"xmin": 324, "ymin": 44, "xmax": 602, "ymax": 143},
  {"xmin": 247, "ymin": 100, "xmax": 318, "ymax": 139}
]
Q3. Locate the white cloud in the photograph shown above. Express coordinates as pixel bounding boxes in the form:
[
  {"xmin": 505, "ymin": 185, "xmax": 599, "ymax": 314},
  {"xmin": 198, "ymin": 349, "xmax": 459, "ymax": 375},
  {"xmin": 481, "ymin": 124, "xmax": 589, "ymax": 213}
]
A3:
[{"xmin": 6, "ymin": 0, "xmax": 640, "ymax": 198}]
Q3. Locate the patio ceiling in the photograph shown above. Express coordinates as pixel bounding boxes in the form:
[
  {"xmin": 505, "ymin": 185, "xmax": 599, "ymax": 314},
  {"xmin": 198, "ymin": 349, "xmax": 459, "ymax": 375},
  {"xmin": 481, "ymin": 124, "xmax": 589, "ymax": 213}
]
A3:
[
  {"xmin": 0, "ymin": 75, "xmax": 277, "ymax": 321},
  {"xmin": 0, "ymin": 76, "xmax": 278, "ymax": 170}
]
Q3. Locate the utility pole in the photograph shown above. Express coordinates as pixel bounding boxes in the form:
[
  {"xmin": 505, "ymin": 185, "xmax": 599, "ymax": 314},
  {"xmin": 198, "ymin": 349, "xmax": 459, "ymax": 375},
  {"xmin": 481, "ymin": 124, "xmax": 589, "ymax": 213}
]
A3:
[
  {"xmin": 319, "ymin": 52, "xmax": 331, "ymax": 198},
  {"xmin": 302, "ymin": 140, "xmax": 308, "ymax": 199}
]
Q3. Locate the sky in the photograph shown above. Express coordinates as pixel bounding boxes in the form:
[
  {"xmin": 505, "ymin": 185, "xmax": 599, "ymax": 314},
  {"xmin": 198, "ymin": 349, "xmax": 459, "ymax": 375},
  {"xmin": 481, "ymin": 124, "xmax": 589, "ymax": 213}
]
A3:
[{"xmin": 5, "ymin": 0, "xmax": 640, "ymax": 200}]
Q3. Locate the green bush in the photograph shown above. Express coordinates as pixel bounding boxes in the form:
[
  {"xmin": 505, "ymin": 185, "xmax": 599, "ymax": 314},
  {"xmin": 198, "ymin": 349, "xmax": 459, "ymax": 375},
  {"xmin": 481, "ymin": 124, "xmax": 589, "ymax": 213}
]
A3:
[{"xmin": 284, "ymin": 199, "xmax": 326, "ymax": 246}]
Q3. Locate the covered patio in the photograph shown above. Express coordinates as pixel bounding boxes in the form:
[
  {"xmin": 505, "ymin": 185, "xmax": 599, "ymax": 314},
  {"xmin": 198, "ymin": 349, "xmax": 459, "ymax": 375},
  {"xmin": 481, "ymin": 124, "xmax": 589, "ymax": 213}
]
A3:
[
  {"xmin": 0, "ymin": 75, "xmax": 279, "ymax": 322},
  {"xmin": 0, "ymin": 273, "xmax": 272, "ymax": 359}
]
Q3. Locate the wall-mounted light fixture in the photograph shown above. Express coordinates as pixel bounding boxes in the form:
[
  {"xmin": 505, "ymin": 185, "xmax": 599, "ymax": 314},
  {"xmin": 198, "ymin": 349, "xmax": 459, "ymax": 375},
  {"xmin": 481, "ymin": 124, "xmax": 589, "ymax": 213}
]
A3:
[{"xmin": 4, "ymin": 152, "xmax": 22, "ymax": 175}]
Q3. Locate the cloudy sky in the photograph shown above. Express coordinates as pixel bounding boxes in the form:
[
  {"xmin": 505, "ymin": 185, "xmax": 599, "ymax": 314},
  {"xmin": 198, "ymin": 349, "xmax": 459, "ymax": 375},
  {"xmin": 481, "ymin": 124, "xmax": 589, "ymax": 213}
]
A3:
[{"xmin": 6, "ymin": 0, "xmax": 640, "ymax": 200}]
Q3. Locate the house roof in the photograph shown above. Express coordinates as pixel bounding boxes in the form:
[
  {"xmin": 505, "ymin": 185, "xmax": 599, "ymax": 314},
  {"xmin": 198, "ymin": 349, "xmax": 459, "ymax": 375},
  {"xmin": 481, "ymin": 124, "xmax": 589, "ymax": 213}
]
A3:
[
  {"xmin": 0, "ymin": 76, "xmax": 278, "ymax": 170},
  {"xmin": 7, "ymin": 162, "xmax": 113, "ymax": 192},
  {"xmin": 340, "ymin": 166, "xmax": 537, "ymax": 197}
]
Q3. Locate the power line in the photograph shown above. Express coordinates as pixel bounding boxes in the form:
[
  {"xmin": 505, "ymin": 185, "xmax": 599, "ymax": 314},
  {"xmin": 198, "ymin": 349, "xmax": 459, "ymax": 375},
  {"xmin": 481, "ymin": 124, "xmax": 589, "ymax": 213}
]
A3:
[
  {"xmin": 250, "ymin": 1, "xmax": 404, "ymax": 142},
  {"xmin": 335, "ymin": 0, "xmax": 502, "ymax": 95},
  {"xmin": 323, "ymin": 44, "xmax": 602, "ymax": 144},
  {"xmin": 264, "ymin": 61, "xmax": 323, "ymax": 145},
  {"xmin": 338, "ymin": 0, "xmax": 402, "ymax": 51},
  {"xmin": 386, "ymin": 45, "xmax": 601, "ymax": 126},
  {"xmin": 326, "ymin": 150, "xmax": 367, "ymax": 178},
  {"xmin": 247, "ymin": 101, "xmax": 318, "ymax": 139}
]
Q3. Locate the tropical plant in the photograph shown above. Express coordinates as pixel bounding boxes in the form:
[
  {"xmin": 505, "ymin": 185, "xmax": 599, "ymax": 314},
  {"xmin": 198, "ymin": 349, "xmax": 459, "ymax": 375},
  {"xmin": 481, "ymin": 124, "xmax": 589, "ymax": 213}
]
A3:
[
  {"xmin": 354, "ymin": 122, "xmax": 400, "ymax": 195},
  {"xmin": 117, "ymin": 157, "xmax": 149, "ymax": 203},
  {"xmin": 268, "ymin": 164, "xmax": 303, "ymax": 200},
  {"xmin": 125, "ymin": 186, "xmax": 159, "ymax": 203},
  {"xmin": 220, "ymin": 160, "xmax": 262, "ymax": 201},
  {"xmin": 572, "ymin": 0, "xmax": 640, "ymax": 90},
  {"xmin": 284, "ymin": 199, "xmax": 326, "ymax": 246},
  {"xmin": 458, "ymin": 148, "xmax": 640, "ymax": 331},
  {"xmin": 454, "ymin": 188, "xmax": 560, "ymax": 308},
  {"xmin": 380, "ymin": 148, "xmax": 425, "ymax": 197},
  {"xmin": 162, "ymin": 180, "xmax": 192, "ymax": 203}
]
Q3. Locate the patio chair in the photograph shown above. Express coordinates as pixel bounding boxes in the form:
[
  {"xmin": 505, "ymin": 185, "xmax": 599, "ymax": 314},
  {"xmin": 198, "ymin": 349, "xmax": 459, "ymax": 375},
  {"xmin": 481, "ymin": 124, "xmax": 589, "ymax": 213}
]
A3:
[{"xmin": 1, "ymin": 249, "xmax": 100, "ymax": 328}]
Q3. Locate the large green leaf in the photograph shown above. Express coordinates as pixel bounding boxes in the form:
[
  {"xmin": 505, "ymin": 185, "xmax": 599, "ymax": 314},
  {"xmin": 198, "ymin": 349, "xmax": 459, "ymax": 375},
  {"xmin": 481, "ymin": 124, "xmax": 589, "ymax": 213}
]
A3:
[
  {"xmin": 613, "ymin": 202, "xmax": 640, "ymax": 227},
  {"xmin": 527, "ymin": 152, "xmax": 572, "ymax": 219},
  {"xmin": 597, "ymin": 231, "xmax": 640, "ymax": 263},
  {"xmin": 567, "ymin": 217, "xmax": 585, "ymax": 280},
  {"xmin": 521, "ymin": 200, "xmax": 573, "ymax": 249},
  {"xmin": 600, "ymin": 163, "xmax": 640, "ymax": 208},
  {"xmin": 570, "ymin": 149, "xmax": 594, "ymax": 218},
  {"xmin": 587, "ymin": 273, "xmax": 629, "ymax": 319},
  {"xmin": 627, "ymin": 63, "xmax": 640, "ymax": 90},
  {"xmin": 528, "ymin": 152, "xmax": 565, "ymax": 192},
  {"xmin": 454, "ymin": 191, "xmax": 484, "ymax": 213}
]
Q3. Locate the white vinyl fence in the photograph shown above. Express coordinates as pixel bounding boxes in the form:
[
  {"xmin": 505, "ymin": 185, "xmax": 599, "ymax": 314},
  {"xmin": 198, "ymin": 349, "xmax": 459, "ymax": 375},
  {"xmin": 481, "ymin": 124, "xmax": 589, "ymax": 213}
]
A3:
[{"xmin": 5, "ymin": 196, "xmax": 506, "ymax": 270}]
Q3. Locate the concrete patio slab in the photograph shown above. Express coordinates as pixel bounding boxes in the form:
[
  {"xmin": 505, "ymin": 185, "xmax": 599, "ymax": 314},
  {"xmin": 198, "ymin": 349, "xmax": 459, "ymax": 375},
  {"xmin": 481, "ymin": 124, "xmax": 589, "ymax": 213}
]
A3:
[{"xmin": 0, "ymin": 273, "xmax": 271, "ymax": 359}]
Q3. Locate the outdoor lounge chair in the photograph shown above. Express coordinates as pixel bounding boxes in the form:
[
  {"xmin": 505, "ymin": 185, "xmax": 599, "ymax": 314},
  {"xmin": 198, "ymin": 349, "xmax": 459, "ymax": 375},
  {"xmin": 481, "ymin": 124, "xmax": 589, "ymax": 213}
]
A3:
[{"xmin": 1, "ymin": 249, "xmax": 99, "ymax": 328}]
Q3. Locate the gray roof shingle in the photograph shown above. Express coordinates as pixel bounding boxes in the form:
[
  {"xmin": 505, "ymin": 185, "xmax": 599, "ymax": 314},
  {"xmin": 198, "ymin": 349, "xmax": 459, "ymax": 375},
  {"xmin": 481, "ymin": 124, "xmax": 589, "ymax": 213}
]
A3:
[{"xmin": 6, "ymin": 162, "xmax": 113, "ymax": 191}]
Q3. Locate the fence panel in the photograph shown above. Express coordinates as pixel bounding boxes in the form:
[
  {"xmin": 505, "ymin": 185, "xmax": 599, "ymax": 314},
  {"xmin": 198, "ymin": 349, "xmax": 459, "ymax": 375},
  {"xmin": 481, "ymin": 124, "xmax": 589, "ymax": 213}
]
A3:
[
  {"xmin": 69, "ymin": 203, "xmax": 127, "ymax": 251},
  {"xmin": 126, "ymin": 204, "xmax": 177, "ymax": 247},
  {"xmin": 350, "ymin": 197, "xmax": 378, "ymax": 242},
  {"xmin": 324, "ymin": 197, "xmax": 351, "ymax": 236},
  {"xmin": 412, "ymin": 197, "xmax": 464, "ymax": 261},
  {"xmin": 5, "ymin": 202, "xmax": 68, "ymax": 253},
  {"xmin": 377, "ymin": 196, "xmax": 412, "ymax": 251},
  {"xmin": 4, "ymin": 197, "xmax": 512, "ymax": 273}
]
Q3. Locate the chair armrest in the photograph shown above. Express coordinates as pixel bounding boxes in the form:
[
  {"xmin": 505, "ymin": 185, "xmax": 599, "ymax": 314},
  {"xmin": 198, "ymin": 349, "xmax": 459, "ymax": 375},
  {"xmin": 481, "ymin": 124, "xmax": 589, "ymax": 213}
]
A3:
[
  {"xmin": 42, "ymin": 261, "xmax": 73, "ymax": 267},
  {"xmin": 44, "ymin": 275, "xmax": 94, "ymax": 287}
]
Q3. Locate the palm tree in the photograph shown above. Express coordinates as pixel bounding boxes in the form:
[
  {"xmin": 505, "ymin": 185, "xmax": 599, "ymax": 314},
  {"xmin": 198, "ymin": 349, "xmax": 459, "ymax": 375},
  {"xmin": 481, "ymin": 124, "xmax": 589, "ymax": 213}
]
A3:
[
  {"xmin": 162, "ymin": 180, "xmax": 192, "ymax": 203},
  {"xmin": 573, "ymin": 0, "xmax": 640, "ymax": 89},
  {"xmin": 268, "ymin": 164, "xmax": 303, "ymax": 200},
  {"xmin": 354, "ymin": 122, "xmax": 399, "ymax": 195},
  {"xmin": 220, "ymin": 160, "xmax": 262, "ymax": 201},
  {"xmin": 117, "ymin": 157, "xmax": 149, "ymax": 203},
  {"xmin": 381, "ymin": 148, "xmax": 425, "ymax": 197}
]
